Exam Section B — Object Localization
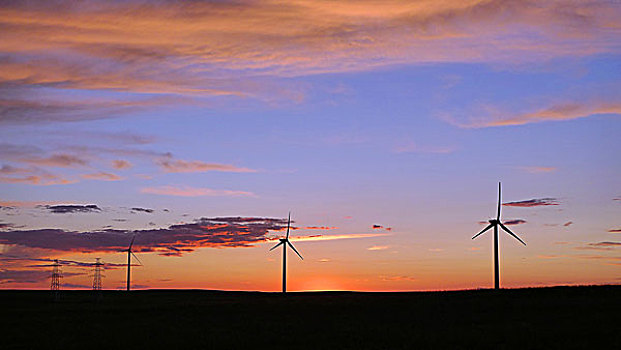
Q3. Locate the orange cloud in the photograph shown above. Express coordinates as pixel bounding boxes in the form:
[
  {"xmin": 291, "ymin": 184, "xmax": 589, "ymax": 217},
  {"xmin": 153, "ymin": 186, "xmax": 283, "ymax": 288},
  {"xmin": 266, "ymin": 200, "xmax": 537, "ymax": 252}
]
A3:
[
  {"xmin": 1, "ymin": 0, "xmax": 618, "ymax": 98},
  {"xmin": 81, "ymin": 172, "xmax": 122, "ymax": 181},
  {"xmin": 367, "ymin": 245, "xmax": 389, "ymax": 251},
  {"xmin": 519, "ymin": 166, "xmax": 557, "ymax": 173},
  {"xmin": 453, "ymin": 101, "xmax": 621, "ymax": 128},
  {"xmin": 112, "ymin": 160, "xmax": 132, "ymax": 170},
  {"xmin": 380, "ymin": 275, "xmax": 416, "ymax": 282},
  {"xmin": 157, "ymin": 159, "xmax": 255, "ymax": 173},
  {"xmin": 0, "ymin": 173, "xmax": 75, "ymax": 186},
  {"xmin": 141, "ymin": 185, "xmax": 255, "ymax": 197}
]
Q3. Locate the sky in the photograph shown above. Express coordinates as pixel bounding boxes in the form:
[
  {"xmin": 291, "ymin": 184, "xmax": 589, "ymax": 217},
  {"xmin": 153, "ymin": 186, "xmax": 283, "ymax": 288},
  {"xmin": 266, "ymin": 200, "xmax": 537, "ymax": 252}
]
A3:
[{"xmin": 0, "ymin": 0, "xmax": 620, "ymax": 291}]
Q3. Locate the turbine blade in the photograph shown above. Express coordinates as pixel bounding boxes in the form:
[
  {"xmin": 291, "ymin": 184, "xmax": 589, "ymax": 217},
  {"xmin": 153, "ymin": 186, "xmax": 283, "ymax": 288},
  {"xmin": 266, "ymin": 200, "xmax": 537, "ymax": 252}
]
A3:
[
  {"xmin": 269, "ymin": 241, "xmax": 284, "ymax": 251},
  {"xmin": 287, "ymin": 241, "xmax": 303, "ymax": 260},
  {"xmin": 499, "ymin": 222, "xmax": 526, "ymax": 246},
  {"xmin": 286, "ymin": 212, "xmax": 291, "ymax": 240},
  {"xmin": 131, "ymin": 252, "xmax": 144, "ymax": 266},
  {"xmin": 497, "ymin": 182, "xmax": 501, "ymax": 220},
  {"xmin": 129, "ymin": 235, "xmax": 136, "ymax": 250},
  {"xmin": 472, "ymin": 224, "xmax": 493, "ymax": 240}
]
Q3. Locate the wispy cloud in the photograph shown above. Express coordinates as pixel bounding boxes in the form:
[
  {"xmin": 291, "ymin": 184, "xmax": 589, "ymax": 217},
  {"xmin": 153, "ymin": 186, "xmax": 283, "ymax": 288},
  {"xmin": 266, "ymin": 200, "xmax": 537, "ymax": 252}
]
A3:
[
  {"xmin": 0, "ymin": 200, "xmax": 63, "ymax": 208},
  {"xmin": 504, "ymin": 219, "xmax": 527, "ymax": 226},
  {"xmin": 305, "ymin": 226, "xmax": 338, "ymax": 230},
  {"xmin": 450, "ymin": 100, "xmax": 621, "ymax": 128},
  {"xmin": 1, "ymin": 0, "xmax": 618, "ymax": 126},
  {"xmin": 575, "ymin": 241, "xmax": 621, "ymax": 251},
  {"xmin": 503, "ymin": 198, "xmax": 559, "ymax": 207},
  {"xmin": 564, "ymin": 221, "xmax": 574, "ymax": 227},
  {"xmin": 112, "ymin": 160, "xmax": 132, "ymax": 170},
  {"xmin": 81, "ymin": 172, "xmax": 122, "ymax": 181},
  {"xmin": 367, "ymin": 245, "xmax": 389, "ymax": 251},
  {"xmin": 380, "ymin": 275, "xmax": 416, "ymax": 282},
  {"xmin": 140, "ymin": 185, "xmax": 255, "ymax": 197},
  {"xmin": 609, "ymin": 229, "xmax": 621, "ymax": 233},
  {"xmin": 157, "ymin": 158, "xmax": 255, "ymax": 173}
]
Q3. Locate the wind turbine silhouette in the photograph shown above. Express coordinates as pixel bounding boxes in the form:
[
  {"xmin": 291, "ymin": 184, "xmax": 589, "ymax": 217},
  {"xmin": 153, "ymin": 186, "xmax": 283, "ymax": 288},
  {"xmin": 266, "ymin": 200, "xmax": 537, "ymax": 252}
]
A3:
[
  {"xmin": 121, "ymin": 235, "xmax": 143, "ymax": 291},
  {"xmin": 269, "ymin": 212, "xmax": 303, "ymax": 293},
  {"xmin": 472, "ymin": 182, "xmax": 526, "ymax": 290}
]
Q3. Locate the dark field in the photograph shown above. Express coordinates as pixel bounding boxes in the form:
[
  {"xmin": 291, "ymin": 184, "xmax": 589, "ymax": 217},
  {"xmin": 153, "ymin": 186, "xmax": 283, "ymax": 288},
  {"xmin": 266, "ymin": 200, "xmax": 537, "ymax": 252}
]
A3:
[{"xmin": 2, "ymin": 285, "xmax": 620, "ymax": 349}]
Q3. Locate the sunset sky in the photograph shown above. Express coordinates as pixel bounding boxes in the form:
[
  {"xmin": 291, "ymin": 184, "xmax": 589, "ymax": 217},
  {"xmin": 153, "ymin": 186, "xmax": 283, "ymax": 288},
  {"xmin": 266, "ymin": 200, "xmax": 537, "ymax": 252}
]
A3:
[{"xmin": 1, "ymin": 0, "xmax": 620, "ymax": 291}]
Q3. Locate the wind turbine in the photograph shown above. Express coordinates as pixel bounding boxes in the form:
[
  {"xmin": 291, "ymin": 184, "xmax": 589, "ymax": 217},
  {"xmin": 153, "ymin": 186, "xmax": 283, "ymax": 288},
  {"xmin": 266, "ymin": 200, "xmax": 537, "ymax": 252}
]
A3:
[
  {"xmin": 269, "ymin": 212, "xmax": 303, "ymax": 293},
  {"xmin": 121, "ymin": 235, "xmax": 143, "ymax": 291},
  {"xmin": 472, "ymin": 182, "xmax": 526, "ymax": 289}
]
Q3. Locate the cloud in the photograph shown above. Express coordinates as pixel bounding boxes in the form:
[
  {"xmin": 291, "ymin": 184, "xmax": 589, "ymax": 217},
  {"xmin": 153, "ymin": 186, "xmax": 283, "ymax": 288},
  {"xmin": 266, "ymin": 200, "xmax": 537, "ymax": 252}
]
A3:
[
  {"xmin": 156, "ymin": 158, "xmax": 255, "ymax": 173},
  {"xmin": 380, "ymin": 275, "xmax": 416, "ymax": 282},
  {"xmin": 503, "ymin": 198, "xmax": 559, "ymax": 207},
  {"xmin": 305, "ymin": 226, "xmax": 338, "ymax": 230},
  {"xmin": 575, "ymin": 241, "xmax": 621, "ymax": 251},
  {"xmin": 0, "ymin": 172, "xmax": 75, "ymax": 185},
  {"xmin": 0, "ymin": 268, "xmax": 81, "ymax": 284},
  {"xmin": 22, "ymin": 154, "xmax": 88, "ymax": 168},
  {"xmin": 318, "ymin": 258, "xmax": 331, "ymax": 263},
  {"xmin": 609, "ymin": 229, "xmax": 621, "ymax": 233},
  {"xmin": 372, "ymin": 224, "xmax": 392, "ymax": 231},
  {"xmin": 590, "ymin": 242, "xmax": 621, "ymax": 247},
  {"xmin": 44, "ymin": 204, "xmax": 101, "ymax": 214},
  {"xmin": 504, "ymin": 219, "xmax": 527, "ymax": 226},
  {"xmin": 0, "ymin": 200, "xmax": 62, "ymax": 208},
  {"xmin": 367, "ymin": 245, "xmax": 389, "ymax": 251},
  {"xmin": 81, "ymin": 172, "xmax": 122, "ymax": 181},
  {"xmin": 518, "ymin": 166, "xmax": 557, "ymax": 174},
  {"xmin": 0, "ymin": 221, "xmax": 15, "ymax": 229},
  {"xmin": 140, "ymin": 185, "xmax": 255, "ymax": 197},
  {"xmin": 1, "ymin": 0, "xmax": 619, "ymax": 126},
  {"xmin": 112, "ymin": 160, "xmax": 132, "ymax": 170},
  {"xmin": 0, "ymin": 257, "xmax": 126, "ymax": 269},
  {"xmin": 131, "ymin": 207, "xmax": 154, "ymax": 214},
  {"xmin": 564, "ymin": 221, "xmax": 574, "ymax": 227},
  {"xmin": 0, "ymin": 269, "xmax": 51, "ymax": 284},
  {"xmin": 428, "ymin": 248, "xmax": 444, "ymax": 252},
  {"xmin": 450, "ymin": 100, "xmax": 621, "ymax": 128},
  {"xmin": 0, "ymin": 216, "xmax": 291, "ymax": 256}
]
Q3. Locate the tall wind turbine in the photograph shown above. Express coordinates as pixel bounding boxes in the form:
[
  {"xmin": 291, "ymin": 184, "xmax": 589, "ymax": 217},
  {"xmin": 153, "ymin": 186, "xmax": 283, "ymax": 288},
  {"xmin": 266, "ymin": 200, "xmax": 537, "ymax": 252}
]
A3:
[
  {"xmin": 121, "ymin": 235, "xmax": 143, "ymax": 291},
  {"xmin": 472, "ymin": 182, "xmax": 526, "ymax": 289},
  {"xmin": 269, "ymin": 212, "xmax": 303, "ymax": 293}
]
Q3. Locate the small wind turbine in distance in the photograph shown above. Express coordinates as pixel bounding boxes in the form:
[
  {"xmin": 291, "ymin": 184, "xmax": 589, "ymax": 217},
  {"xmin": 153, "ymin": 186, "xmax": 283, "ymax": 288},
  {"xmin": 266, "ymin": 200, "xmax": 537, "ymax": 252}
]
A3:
[
  {"xmin": 472, "ymin": 182, "xmax": 526, "ymax": 290},
  {"xmin": 269, "ymin": 212, "xmax": 303, "ymax": 294},
  {"xmin": 121, "ymin": 235, "xmax": 143, "ymax": 291}
]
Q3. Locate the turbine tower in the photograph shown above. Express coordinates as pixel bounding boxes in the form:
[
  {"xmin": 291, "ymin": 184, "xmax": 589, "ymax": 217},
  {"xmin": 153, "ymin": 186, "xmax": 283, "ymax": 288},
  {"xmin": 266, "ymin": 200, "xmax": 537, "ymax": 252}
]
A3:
[
  {"xmin": 472, "ymin": 182, "xmax": 526, "ymax": 289},
  {"xmin": 269, "ymin": 212, "xmax": 303, "ymax": 293},
  {"xmin": 121, "ymin": 236, "xmax": 143, "ymax": 291}
]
